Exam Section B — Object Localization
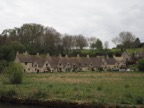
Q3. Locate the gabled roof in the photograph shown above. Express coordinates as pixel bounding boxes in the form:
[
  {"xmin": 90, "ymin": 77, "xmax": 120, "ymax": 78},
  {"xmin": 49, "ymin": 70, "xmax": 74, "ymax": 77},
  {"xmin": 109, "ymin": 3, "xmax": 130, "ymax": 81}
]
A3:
[
  {"xmin": 17, "ymin": 54, "xmax": 47, "ymax": 68},
  {"xmin": 89, "ymin": 57, "xmax": 103, "ymax": 67},
  {"xmin": 17, "ymin": 55, "xmax": 33, "ymax": 63},
  {"xmin": 104, "ymin": 58, "xmax": 117, "ymax": 65},
  {"xmin": 17, "ymin": 53, "xmax": 118, "ymax": 68}
]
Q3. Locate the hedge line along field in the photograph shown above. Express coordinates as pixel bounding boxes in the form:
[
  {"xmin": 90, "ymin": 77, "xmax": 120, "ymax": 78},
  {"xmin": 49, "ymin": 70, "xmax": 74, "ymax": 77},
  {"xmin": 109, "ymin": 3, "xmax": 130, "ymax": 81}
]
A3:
[{"xmin": 0, "ymin": 72, "xmax": 144, "ymax": 105}]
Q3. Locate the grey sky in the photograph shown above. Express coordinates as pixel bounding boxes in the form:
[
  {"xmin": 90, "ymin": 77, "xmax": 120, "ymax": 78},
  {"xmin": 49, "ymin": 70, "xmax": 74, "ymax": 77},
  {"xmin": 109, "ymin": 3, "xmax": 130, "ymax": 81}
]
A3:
[{"xmin": 0, "ymin": 0, "xmax": 144, "ymax": 48}]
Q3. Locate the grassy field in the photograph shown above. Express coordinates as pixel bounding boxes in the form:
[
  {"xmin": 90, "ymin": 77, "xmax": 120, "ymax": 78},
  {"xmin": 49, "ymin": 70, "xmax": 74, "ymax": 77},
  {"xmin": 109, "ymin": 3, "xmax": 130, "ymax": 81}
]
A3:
[{"xmin": 0, "ymin": 72, "xmax": 144, "ymax": 105}]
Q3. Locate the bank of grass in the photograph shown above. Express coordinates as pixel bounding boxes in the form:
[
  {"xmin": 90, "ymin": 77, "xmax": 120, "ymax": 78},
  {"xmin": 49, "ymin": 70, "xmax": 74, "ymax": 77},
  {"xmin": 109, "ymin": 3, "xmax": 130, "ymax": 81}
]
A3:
[{"xmin": 0, "ymin": 72, "xmax": 144, "ymax": 105}]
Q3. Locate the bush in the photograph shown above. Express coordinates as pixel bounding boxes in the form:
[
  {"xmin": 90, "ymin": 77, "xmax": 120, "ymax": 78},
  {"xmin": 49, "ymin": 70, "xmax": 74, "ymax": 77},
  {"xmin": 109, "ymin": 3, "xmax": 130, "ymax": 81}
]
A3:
[
  {"xmin": 137, "ymin": 59, "xmax": 144, "ymax": 72},
  {"xmin": 0, "ymin": 60, "xmax": 9, "ymax": 73},
  {"xmin": 32, "ymin": 89, "xmax": 47, "ymax": 99},
  {"xmin": 136, "ymin": 96, "xmax": 144, "ymax": 104},
  {"xmin": 4, "ymin": 62, "xmax": 23, "ymax": 84},
  {"xmin": 0, "ymin": 88, "xmax": 16, "ymax": 97}
]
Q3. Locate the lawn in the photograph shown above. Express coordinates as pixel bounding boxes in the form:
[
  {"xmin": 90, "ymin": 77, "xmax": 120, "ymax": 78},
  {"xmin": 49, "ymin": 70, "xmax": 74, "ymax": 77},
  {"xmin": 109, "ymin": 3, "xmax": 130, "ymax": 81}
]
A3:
[{"xmin": 0, "ymin": 72, "xmax": 144, "ymax": 105}]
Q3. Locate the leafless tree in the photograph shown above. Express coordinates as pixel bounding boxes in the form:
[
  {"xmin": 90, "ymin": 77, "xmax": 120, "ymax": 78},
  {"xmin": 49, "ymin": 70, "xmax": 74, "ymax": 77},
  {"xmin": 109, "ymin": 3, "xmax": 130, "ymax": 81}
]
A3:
[
  {"xmin": 87, "ymin": 36, "xmax": 97, "ymax": 49},
  {"xmin": 112, "ymin": 31, "xmax": 135, "ymax": 48}
]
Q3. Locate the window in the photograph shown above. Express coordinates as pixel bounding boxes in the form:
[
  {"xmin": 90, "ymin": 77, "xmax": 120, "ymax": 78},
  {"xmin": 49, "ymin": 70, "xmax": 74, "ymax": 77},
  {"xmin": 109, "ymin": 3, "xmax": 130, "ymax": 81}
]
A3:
[
  {"xmin": 28, "ymin": 68, "xmax": 30, "ymax": 71},
  {"xmin": 46, "ymin": 64, "xmax": 48, "ymax": 67},
  {"xmin": 25, "ymin": 62, "xmax": 27, "ymax": 65}
]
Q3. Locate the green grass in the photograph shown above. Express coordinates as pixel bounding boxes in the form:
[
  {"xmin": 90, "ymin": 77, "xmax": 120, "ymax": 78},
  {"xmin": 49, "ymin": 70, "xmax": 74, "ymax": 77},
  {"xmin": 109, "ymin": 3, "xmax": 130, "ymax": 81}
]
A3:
[{"xmin": 0, "ymin": 72, "xmax": 144, "ymax": 105}]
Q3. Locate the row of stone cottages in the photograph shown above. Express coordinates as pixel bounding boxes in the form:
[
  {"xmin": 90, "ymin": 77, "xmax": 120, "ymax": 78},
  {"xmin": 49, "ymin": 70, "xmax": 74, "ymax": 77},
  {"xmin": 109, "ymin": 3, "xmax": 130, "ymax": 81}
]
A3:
[{"xmin": 15, "ymin": 52, "xmax": 130, "ymax": 73}]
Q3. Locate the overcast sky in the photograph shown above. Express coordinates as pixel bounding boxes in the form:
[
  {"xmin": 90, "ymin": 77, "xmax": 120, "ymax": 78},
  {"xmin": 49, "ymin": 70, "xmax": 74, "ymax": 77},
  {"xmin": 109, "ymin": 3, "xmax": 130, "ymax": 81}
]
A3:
[{"xmin": 0, "ymin": 0, "xmax": 144, "ymax": 48}]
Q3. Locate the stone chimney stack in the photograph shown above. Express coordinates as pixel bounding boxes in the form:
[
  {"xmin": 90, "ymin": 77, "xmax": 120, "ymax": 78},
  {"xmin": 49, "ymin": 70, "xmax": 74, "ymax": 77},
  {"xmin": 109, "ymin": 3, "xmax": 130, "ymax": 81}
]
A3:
[
  {"xmin": 65, "ymin": 54, "xmax": 68, "ymax": 58},
  {"xmin": 47, "ymin": 53, "xmax": 50, "ymax": 57},
  {"xmin": 87, "ymin": 55, "xmax": 89, "ymax": 58},
  {"xmin": 16, "ymin": 51, "xmax": 19, "ymax": 56},
  {"xmin": 37, "ymin": 53, "xmax": 39, "ymax": 56},
  {"xmin": 77, "ymin": 54, "xmax": 80, "ymax": 58},
  {"xmin": 24, "ymin": 51, "xmax": 28, "ymax": 55},
  {"xmin": 59, "ymin": 54, "xmax": 62, "ymax": 58}
]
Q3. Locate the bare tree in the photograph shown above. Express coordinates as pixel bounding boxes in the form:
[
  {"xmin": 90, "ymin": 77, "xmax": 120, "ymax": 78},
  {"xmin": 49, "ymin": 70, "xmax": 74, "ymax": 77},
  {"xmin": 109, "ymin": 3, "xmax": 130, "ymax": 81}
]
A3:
[
  {"xmin": 87, "ymin": 36, "xmax": 97, "ymax": 49},
  {"xmin": 112, "ymin": 31, "xmax": 136, "ymax": 48},
  {"xmin": 62, "ymin": 34, "xmax": 74, "ymax": 54},
  {"xmin": 112, "ymin": 37, "xmax": 120, "ymax": 46},
  {"xmin": 75, "ymin": 34, "xmax": 88, "ymax": 50}
]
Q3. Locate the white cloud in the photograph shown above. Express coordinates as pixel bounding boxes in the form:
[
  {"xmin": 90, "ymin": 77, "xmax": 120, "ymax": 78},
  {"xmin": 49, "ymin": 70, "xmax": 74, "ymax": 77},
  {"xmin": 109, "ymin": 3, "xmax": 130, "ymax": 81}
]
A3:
[{"xmin": 0, "ymin": 0, "xmax": 144, "ymax": 48}]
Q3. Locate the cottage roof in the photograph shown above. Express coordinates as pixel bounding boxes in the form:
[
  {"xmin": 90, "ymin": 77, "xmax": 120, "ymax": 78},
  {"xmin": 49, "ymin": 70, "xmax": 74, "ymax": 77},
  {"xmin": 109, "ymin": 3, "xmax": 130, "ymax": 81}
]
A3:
[
  {"xmin": 104, "ymin": 58, "xmax": 117, "ymax": 65},
  {"xmin": 17, "ymin": 54, "xmax": 47, "ymax": 68},
  {"xmin": 17, "ymin": 55, "xmax": 33, "ymax": 63},
  {"xmin": 89, "ymin": 57, "xmax": 103, "ymax": 67}
]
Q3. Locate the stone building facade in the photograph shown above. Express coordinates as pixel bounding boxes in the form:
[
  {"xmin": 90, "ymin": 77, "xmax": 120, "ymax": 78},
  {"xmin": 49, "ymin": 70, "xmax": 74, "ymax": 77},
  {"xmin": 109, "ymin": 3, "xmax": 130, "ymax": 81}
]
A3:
[{"xmin": 15, "ymin": 52, "xmax": 127, "ymax": 73}]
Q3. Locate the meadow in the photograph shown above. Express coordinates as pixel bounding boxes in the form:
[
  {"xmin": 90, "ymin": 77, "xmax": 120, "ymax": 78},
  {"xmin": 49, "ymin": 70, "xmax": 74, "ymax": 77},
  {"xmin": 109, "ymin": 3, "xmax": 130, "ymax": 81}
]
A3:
[{"xmin": 0, "ymin": 71, "xmax": 144, "ymax": 105}]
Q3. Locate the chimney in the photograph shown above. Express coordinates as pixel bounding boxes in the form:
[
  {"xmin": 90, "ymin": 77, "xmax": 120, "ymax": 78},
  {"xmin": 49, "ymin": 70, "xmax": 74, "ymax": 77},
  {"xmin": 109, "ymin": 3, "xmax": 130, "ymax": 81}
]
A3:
[
  {"xmin": 47, "ymin": 53, "xmax": 50, "ymax": 57},
  {"xmin": 16, "ymin": 51, "xmax": 19, "ymax": 56},
  {"xmin": 59, "ymin": 54, "xmax": 62, "ymax": 58},
  {"xmin": 87, "ymin": 55, "xmax": 89, "ymax": 58},
  {"xmin": 65, "ymin": 54, "xmax": 68, "ymax": 58},
  {"xmin": 37, "ymin": 53, "xmax": 39, "ymax": 56},
  {"xmin": 113, "ymin": 55, "xmax": 116, "ymax": 58},
  {"xmin": 77, "ymin": 54, "xmax": 80, "ymax": 58},
  {"xmin": 24, "ymin": 51, "xmax": 28, "ymax": 55}
]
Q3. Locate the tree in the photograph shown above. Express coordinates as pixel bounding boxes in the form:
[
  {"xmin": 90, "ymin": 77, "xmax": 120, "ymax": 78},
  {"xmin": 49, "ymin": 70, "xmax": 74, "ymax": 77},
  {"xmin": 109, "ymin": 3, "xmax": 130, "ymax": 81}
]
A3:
[
  {"xmin": 112, "ymin": 37, "xmax": 120, "ymax": 46},
  {"xmin": 95, "ymin": 39, "xmax": 103, "ymax": 50},
  {"xmin": 112, "ymin": 31, "xmax": 136, "ymax": 49},
  {"xmin": 4, "ymin": 62, "xmax": 23, "ymax": 84},
  {"xmin": 42, "ymin": 27, "xmax": 62, "ymax": 55},
  {"xmin": 75, "ymin": 35, "xmax": 88, "ymax": 50},
  {"xmin": 104, "ymin": 41, "xmax": 109, "ymax": 50},
  {"xmin": 87, "ymin": 36, "xmax": 97, "ymax": 49},
  {"xmin": 134, "ymin": 38, "xmax": 141, "ymax": 48},
  {"xmin": 137, "ymin": 59, "xmax": 144, "ymax": 72},
  {"xmin": 0, "ymin": 41, "xmax": 26, "ymax": 61},
  {"xmin": 0, "ymin": 60, "xmax": 9, "ymax": 73},
  {"xmin": 62, "ymin": 34, "xmax": 74, "ymax": 54}
]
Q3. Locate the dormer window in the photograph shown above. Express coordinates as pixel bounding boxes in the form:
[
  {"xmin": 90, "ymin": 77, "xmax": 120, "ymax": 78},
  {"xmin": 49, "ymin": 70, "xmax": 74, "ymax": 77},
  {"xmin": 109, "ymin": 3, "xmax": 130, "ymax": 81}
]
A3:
[
  {"xmin": 25, "ymin": 62, "xmax": 27, "ymax": 65},
  {"xmin": 46, "ymin": 64, "xmax": 48, "ymax": 67}
]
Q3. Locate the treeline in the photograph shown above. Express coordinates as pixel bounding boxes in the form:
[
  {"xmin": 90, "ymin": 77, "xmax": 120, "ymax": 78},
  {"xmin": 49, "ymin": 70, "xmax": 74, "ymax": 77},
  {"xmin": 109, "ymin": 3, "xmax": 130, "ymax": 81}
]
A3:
[
  {"xmin": 112, "ymin": 32, "xmax": 143, "ymax": 49},
  {"xmin": 0, "ymin": 23, "xmax": 143, "ymax": 62},
  {"xmin": 0, "ymin": 23, "xmax": 109, "ymax": 61}
]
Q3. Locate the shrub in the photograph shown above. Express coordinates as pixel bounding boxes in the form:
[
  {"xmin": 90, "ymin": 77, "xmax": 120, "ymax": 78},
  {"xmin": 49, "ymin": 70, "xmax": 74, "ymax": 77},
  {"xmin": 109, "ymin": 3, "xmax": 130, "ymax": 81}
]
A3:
[
  {"xmin": 136, "ymin": 96, "xmax": 144, "ymax": 104},
  {"xmin": 4, "ymin": 62, "xmax": 23, "ymax": 84},
  {"xmin": 0, "ymin": 60, "xmax": 9, "ymax": 73},
  {"xmin": 0, "ymin": 88, "xmax": 16, "ymax": 97},
  {"xmin": 137, "ymin": 59, "xmax": 144, "ymax": 72},
  {"xmin": 32, "ymin": 89, "xmax": 47, "ymax": 98}
]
